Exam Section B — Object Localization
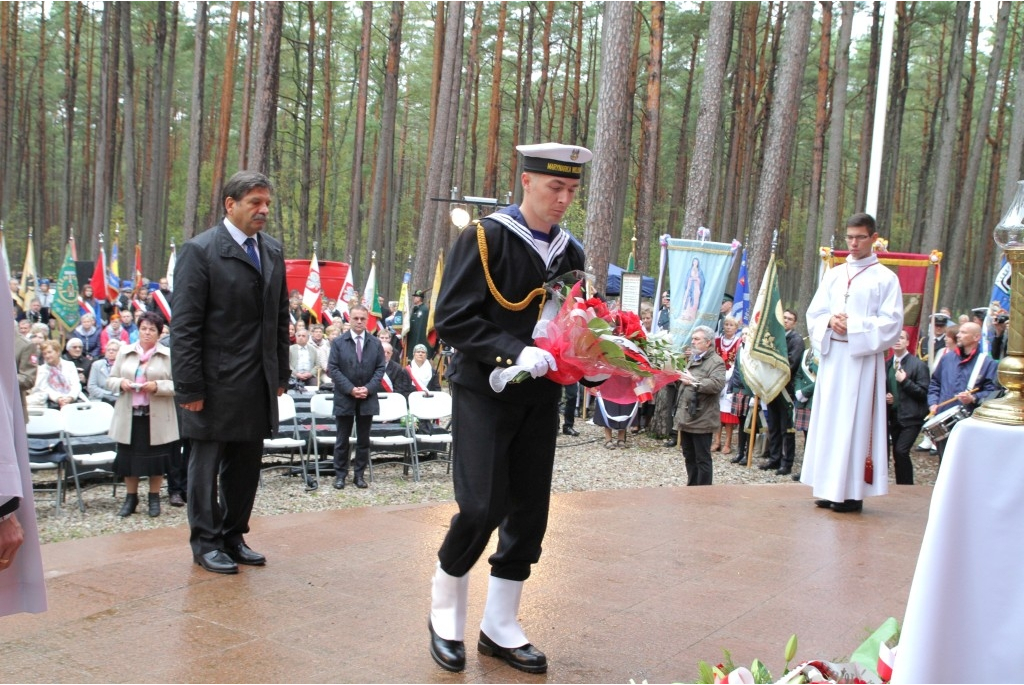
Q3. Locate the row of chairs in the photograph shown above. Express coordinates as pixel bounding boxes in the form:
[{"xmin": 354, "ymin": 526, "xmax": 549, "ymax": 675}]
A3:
[
  {"xmin": 26, "ymin": 402, "xmax": 118, "ymax": 514},
  {"xmin": 263, "ymin": 391, "xmax": 453, "ymax": 490}
]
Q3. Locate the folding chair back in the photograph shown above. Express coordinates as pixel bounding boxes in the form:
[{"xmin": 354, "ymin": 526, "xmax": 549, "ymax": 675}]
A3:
[
  {"xmin": 408, "ymin": 391, "xmax": 453, "ymax": 473},
  {"xmin": 27, "ymin": 407, "xmax": 84, "ymax": 513},
  {"xmin": 369, "ymin": 393, "xmax": 419, "ymax": 481}
]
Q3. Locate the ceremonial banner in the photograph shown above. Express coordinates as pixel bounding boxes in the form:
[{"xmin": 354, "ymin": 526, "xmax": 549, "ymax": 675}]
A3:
[
  {"xmin": 0, "ymin": 227, "xmax": 9, "ymax": 280},
  {"xmin": 165, "ymin": 245, "xmax": 176, "ymax": 292},
  {"xmin": 361, "ymin": 261, "xmax": 382, "ymax": 331},
  {"xmin": 133, "ymin": 244, "xmax": 143, "ymax": 289},
  {"xmin": 739, "ymin": 254, "xmax": 790, "ymax": 402},
  {"xmin": 301, "ymin": 252, "xmax": 323, "ymax": 317},
  {"xmin": 52, "ymin": 243, "xmax": 80, "ymax": 328},
  {"xmin": 89, "ymin": 247, "xmax": 108, "ymax": 304},
  {"xmin": 19, "ymin": 235, "xmax": 36, "ymax": 309},
  {"xmin": 426, "ymin": 250, "xmax": 444, "ymax": 348},
  {"xmin": 825, "ymin": 248, "xmax": 937, "ymax": 358},
  {"xmin": 335, "ymin": 264, "xmax": 355, "ymax": 318},
  {"xmin": 107, "ymin": 240, "xmax": 121, "ymax": 300},
  {"xmin": 991, "ymin": 256, "xmax": 1010, "ymax": 313},
  {"xmin": 664, "ymin": 238, "xmax": 737, "ymax": 349},
  {"xmin": 730, "ymin": 249, "xmax": 750, "ymax": 325},
  {"xmin": 397, "ymin": 269, "xmax": 411, "ymax": 335}
]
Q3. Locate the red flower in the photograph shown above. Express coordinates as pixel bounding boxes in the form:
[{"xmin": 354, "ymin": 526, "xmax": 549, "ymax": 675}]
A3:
[{"xmin": 616, "ymin": 310, "xmax": 646, "ymax": 341}]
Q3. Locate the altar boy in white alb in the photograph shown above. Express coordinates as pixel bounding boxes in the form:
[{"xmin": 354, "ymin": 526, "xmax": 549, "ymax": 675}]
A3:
[{"xmin": 801, "ymin": 213, "xmax": 904, "ymax": 513}]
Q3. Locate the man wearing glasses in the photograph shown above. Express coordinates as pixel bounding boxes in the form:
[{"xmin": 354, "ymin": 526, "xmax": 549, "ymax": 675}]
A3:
[{"xmin": 801, "ymin": 213, "xmax": 904, "ymax": 513}]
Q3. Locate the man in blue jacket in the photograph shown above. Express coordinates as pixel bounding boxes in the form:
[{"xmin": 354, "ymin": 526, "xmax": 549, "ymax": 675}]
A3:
[{"xmin": 927, "ymin": 322, "xmax": 999, "ymax": 462}]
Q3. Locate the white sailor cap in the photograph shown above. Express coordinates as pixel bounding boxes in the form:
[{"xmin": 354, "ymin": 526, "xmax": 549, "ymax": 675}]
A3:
[{"xmin": 517, "ymin": 142, "xmax": 593, "ymax": 179}]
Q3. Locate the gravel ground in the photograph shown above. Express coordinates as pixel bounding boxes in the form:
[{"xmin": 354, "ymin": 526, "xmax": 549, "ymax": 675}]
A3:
[{"xmin": 32, "ymin": 420, "xmax": 940, "ymax": 545}]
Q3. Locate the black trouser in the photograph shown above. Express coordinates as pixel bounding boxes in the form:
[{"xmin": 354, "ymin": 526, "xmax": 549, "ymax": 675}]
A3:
[
  {"xmin": 438, "ymin": 383, "xmax": 558, "ymax": 581},
  {"xmin": 166, "ymin": 438, "xmax": 189, "ymax": 497},
  {"xmin": 187, "ymin": 439, "xmax": 263, "ymax": 556},
  {"xmin": 681, "ymin": 431, "xmax": 713, "ymax": 486},
  {"xmin": 888, "ymin": 419, "xmax": 921, "ymax": 485},
  {"xmin": 562, "ymin": 382, "xmax": 578, "ymax": 429},
  {"xmin": 766, "ymin": 394, "xmax": 795, "ymax": 469},
  {"xmin": 333, "ymin": 414, "xmax": 373, "ymax": 479}
]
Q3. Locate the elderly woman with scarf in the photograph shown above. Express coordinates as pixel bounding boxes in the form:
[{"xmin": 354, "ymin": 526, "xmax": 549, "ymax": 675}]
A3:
[
  {"xmin": 30, "ymin": 340, "xmax": 85, "ymax": 408},
  {"xmin": 406, "ymin": 344, "xmax": 441, "ymax": 392},
  {"xmin": 107, "ymin": 311, "xmax": 179, "ymax": 517}
]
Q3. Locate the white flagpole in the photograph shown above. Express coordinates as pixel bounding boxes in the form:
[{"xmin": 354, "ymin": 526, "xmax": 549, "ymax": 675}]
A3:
[{"xmin": 864, "ymin": 0, "xmax": 897, "ymax": 217}]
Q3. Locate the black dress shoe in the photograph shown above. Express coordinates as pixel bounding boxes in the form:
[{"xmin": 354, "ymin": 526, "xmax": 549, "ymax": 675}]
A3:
[
  {"xmin": 478, "ymin": 631, "xmax": 547, "ymax": 674},
  {"xmin": 333, "ymin": 476, "xmax": 346, "ymax": 489},
  {"xmin": 429, "ymin": 618, "xmax": 465, "ymax": 672},
  {"xmin": 562, "ymin": 426, "xmax": 579, "ymax": 436},
  {"xmin": 194, "ymin": 550, "xmax": 239, "ymax": 574},
  {"xmin": 791, "ymin": 472, "xmax": 801, "ymax": 481},
  {"xmin": 354, "ymin": 476, "xmax": 368, "ymax": 489},
  {"xmin": 662, "ymin": 438, "xmax": 677, "ymax": 448},
  {"xmin": 226, "ymin": 542, "xmax": 266, "ymax": 566},
  {"xmin": 730, "ymin": 454, "xmax": 745, "ymax": 464},
  {"xmin": 831, "ymin": 499, "xmax": 863, "ymax": 513},
  {"xmin": 168, "ymin": 492, "xmax": 186, "ymax": 507},
  {"xmin": 775, "ymin": 466, "xmax": 792, "ymax": 476},
  {"xmin": 759, "ymin": 461, "xmax": 781, "ymax": 471},
  {"xmin": 814, "ymin": 499, "xmax": 834, "ymax": 509}
]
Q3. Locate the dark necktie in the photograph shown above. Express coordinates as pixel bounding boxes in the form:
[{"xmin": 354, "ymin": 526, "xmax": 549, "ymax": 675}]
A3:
[
  {"xmin": 356, "ymin": 335, "xmax": 363, "ymax": 362},
  {"xmin": 243, "ymin": 237, "xmax": 261, "ymax": 271}
]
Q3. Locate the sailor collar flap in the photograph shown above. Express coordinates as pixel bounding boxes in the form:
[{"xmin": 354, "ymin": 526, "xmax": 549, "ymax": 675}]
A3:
[{"xmin": 485, "ymin": 212, "xmax": 571, "ymax": 272}]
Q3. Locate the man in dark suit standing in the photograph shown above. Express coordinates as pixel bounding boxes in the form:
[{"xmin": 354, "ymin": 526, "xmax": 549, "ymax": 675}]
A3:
[
  {"xmin": 326, "ymin": 304, "xmax": 386, "ymax": 490},
  {"xmin": 885, "ymin": 330, "xmax": 930, "ymax": 485},
  {"xmin": 172, "ymin": 171, "xmax": 290, "ymax": 575}
]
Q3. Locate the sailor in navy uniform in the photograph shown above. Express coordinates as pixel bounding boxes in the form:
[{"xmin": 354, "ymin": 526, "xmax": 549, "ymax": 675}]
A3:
[{"xmin": 427, "ymin": 142, "xmax": 595, "ymax": 674}]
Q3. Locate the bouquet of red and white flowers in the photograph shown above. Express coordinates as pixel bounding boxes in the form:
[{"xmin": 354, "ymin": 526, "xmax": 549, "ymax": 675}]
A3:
[{"xmin": 489, "ymin": 279, "xmax": 684, "ymax": 403}]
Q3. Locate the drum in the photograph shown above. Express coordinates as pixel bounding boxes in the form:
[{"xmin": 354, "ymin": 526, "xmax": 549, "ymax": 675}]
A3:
[{"xmin": 922, "ymin": 406, "xmax": 970, "ymax": 443}]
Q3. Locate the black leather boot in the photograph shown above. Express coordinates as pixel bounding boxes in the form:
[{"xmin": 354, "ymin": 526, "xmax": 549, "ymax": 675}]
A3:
[
  {"xmin": 148, "ymin": 492, "xmax": 161, "ymax": 517},
  {"xmin": 117, "ymin": 493, "xmax": 139, "ymax": 517}
]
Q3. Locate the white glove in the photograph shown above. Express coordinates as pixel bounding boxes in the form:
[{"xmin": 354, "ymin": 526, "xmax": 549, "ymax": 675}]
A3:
[
  {"xmin": 795, "ymin": 390, "xmax": 807, "ymax": 403},
  {"xmin": 583, "ymin": 373, "xmax": 611, "ymax": 382},
  {"xmin": 515, "ymin": 346, "xmax": 558, "ymax": 378}
]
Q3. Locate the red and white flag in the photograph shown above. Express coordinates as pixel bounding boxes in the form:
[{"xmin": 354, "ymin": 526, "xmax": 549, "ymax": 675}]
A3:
[
  {"xmin": 302, "ymin": 252, "xmax": 323, "ymax": 317},
  {"xmin": 153, "ymin": 289, "xmax": 172, "ymax": 322},
  {"xmin": 335, "ymin": 264, "xmax": 355, "ymax": 320}
]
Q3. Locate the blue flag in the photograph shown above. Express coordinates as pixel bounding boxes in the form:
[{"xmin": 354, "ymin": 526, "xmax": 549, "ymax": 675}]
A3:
[
  {"xmin": 991, "ymin": 256, "xmax": 1011, "ymax": 314},
  {"xmin": 730, "ymin": 250, "xmax": 750, "ymax": 325}
]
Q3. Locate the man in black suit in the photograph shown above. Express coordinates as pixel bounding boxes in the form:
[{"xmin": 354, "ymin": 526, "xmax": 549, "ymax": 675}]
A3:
[
  {"xmin": 762, "ymin": 309, "xmax": 804, "ymax": 476},
  {"xmin": 172, "ymin": 171, "xmax": 290, "ymax": 575},
  {"xmin": 886, "ymin": 330, "xmax": 930, "ymax": 485},
  {"xmin": 326, "ymin": 304, "xmax": 386, "ymax": 489}
]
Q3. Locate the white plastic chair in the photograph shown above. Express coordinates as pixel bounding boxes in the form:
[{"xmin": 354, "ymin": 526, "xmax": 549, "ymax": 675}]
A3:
[
  {"xmin": 27, "ymin": 407, "xmax": 84, "ymax": 514},
  {"xmin": 60, "ymin": 401, "xmax": 118, "ymax": 477},
  {"xmin": 407, "ymin": 390, "xmax": 453, "ymax": 474},
  {"xmin": 308, "ymin": 393, "xmax": 338, "ymax": 488},
  {"xmin": 369, "ymin": 392, "xmax": 419, "ymax": 481},
  {"xmin": 262, "ymin": 394, "xmax": 312, "ymax": 489}
]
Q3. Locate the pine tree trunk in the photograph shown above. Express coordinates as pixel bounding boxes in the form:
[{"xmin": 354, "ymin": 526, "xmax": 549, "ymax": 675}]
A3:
[
  {"xmin": 797, "ymin": 1, "xmax": 832, "ymax": 313},
  {"xmin": 584, "ymin": 1, "xmax": 635, "ymax": 295},
  {"xmin": 482, "ymin": 3, "xmax": 507, "ymax": 197},
  {"xmin": 120, "ymin": 4, "xmax": 139, "ymax": 255},
  {"xmin": 238, "ymin": 1, "xmax": 256, "ymax": 170},
  {"xmin": 634, "ymin": 0, "xmax": 663, "ymax": 274},
  {"xmin": 183, "ymin": 2, "xmax": 207, "ymax": 241},
  {"xmin": 682, "ymin": 2, "xmax": 730, "ymax": 240},
  {"xmin": 208, "ymin": 1, "xmax": 239, "ymax": 227},
  {"xmin": 247, "ymin": 1, "xmax": 282, "ymax": 176},
  {"xmin": 315, "ymin": 3, "xmax": 333, "ymax": 255},
  {"xmin": 747, "ymin": 2, "xmax": 813, "ymax": 297}
]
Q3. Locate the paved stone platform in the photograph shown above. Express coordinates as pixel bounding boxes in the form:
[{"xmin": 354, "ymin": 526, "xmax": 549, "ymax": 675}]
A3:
[{"xmin": 0, "ymin": 483, "xmax": 930, "ymax": 683}]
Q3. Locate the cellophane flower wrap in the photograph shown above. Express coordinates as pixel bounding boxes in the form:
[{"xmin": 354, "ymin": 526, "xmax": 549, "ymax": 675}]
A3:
[{"xmin": 534, "ymin": 280, "xmax": 683, "ymax": 403}]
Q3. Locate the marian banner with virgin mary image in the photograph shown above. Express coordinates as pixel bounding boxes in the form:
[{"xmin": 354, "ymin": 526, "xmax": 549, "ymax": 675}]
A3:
[{"xmin": 665, "ymin": 238, "xmax": 738, "ymax": 350}]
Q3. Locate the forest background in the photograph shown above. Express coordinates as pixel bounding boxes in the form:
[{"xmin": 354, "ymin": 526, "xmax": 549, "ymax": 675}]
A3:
[{"xmin": 1, "ymin": 1, "xmax": 1021, "ymax": 323}]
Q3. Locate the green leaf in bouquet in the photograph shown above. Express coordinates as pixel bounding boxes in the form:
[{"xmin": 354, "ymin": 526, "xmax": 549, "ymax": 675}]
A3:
[
  {"xmin": 750, "ymin": 659, "xmax": 772, "ymax": 684},
  {"xmin": 695, "ymin": 661, "xmax": 716, "ymax": 684},
  {"xmin": 849, "ymin": 617, "xmax": 899, "ymax": 680}
]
